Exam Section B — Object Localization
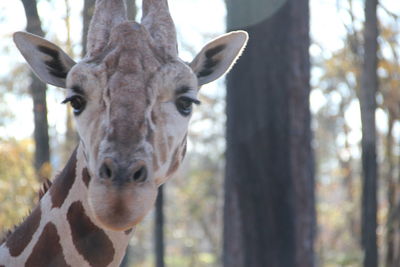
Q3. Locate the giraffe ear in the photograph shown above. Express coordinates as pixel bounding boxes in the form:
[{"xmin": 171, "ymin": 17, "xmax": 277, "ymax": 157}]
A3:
[
  {"xmin": 13, "ymin": 32, "xmax": 76, "ymax": 88},
  {"xmin": 189, "ymin": 31, "xmax": 248, "ymax": 86}
]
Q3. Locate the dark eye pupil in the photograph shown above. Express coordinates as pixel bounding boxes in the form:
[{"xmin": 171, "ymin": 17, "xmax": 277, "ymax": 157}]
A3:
[
  {"xmin": 176, "ymin": 97, "xmax": 193, "ymax": 116},
  {"xmin": 68, "ymin": 96, "xmax": 86, "ymax": 115},
  {"xmin": 71, "ymin": 98, "xmax": 83, "ymax": 110},
  {"xmin": 181, "ymin": 100, "xmax": 191, "ymax": 109}
]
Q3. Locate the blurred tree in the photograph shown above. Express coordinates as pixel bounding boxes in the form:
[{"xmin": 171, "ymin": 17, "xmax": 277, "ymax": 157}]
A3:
[
  {"xmin": 224, "ymin": 0, "xmax": 315, "ymax": 266},
  {"xmin": 360, "ymin": 0, "xmax": 379, "ymax": 266},
  {"xmin": 313, "ymin": 43, "xmax": 363, "ymax": 265},
  {"xmin": 379, "ymin": 17, "xmax": 400, "ymax": 267},
  {"xmin": 0, "ymin": 139, "xmax": 39, "ymax": 240},
  {"xmin": 63, "ymin": 0, "xmax": 79, "ymax": 162},
  {"xmin": 20, "ymin": 0, "xmax": 51, "ymax": 179},
  {"xmin": 82, "ymin": 0, "xmax": 96, "ymax": 57},
  {"xmin": 125, "ymin": 0, "xmax": 137, "ymax": 20},
  {"xmin": 312, "ymin": 17, "xmax": 400, "ymax": 264},
  {"xmin": 155, "ymin": 186, "xmax": 165, "ymax": 267},
  {"xmin": 385, "ymin": 110, "xmax": 396, "ymax": 267}
]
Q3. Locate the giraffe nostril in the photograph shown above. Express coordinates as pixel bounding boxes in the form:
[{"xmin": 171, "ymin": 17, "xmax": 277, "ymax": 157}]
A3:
[
  {"xmin": 105, "ymin": 166, "xmax": 112, "ymax": 178},
  {"xmin": 133, "ymin": 166, "xmax": 147, "ymax": 182},
  {"xmin": 99, "ymin": 160, "xmax": 114, "ymax": 180}
]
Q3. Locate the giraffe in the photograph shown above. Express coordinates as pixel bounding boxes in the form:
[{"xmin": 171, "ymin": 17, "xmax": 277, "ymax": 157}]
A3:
[{"xmin": 0, "ymin": 0, "xmax": 248, "ymax": 266}]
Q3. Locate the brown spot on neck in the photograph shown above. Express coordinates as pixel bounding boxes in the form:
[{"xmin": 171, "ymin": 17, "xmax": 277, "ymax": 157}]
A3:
[
  {"xmin": 82, "ymin": 167, "xmax": 91, "ymax": 188},
  {"xmin": 6, "ymin": 206, "xmax": 41, "ymax": 257},
  {"xmin": 25, "ymin": 222, "xmax": 70, "ymax": 267},
  {"xmin": 67, "ymin": 201, "xmax": 115, "ymax": 267},
  {"xmin": 50, "ymin": 149, "xmax": 77, "ymax": 208}
]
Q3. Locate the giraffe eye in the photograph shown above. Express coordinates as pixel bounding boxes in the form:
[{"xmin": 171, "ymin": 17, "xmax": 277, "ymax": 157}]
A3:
[
  {"xmin": 175, "ymin": 96, "xmax": 200, "ymax": 116},
  {"xmin": 62, "ymin": 95, "xmax": 87, "ymax": 115}
]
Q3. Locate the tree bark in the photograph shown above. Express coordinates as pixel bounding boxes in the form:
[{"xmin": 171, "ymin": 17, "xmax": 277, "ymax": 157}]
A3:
[
  {"xmin": 20, "ymin": 0, "xmax": 50, "ymax": 178},
  {"xmin": 155, "ymin": 186, "xmax": 165, "ymax": 267},
  {"xmin": 360, "ymin": 0, "xmax": 379, "ymax": 266},
  {"xmin": 224, "ymin": 0, "xmax": 315, "ymax": 266}
]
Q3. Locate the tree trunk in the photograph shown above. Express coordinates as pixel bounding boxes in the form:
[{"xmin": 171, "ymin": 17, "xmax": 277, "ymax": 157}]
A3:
[
  {"xmin": 82, "ymin": 0, "xmax": 96, "ymax": 57},
  {"xmin": 360, "ymin": 0, "xmax": 379, "ymax": 266},
  {"xmin": 224, "ymin": 0, "xmax": 315, "ymax": 266},
  {"xmin": 155, "ymin": 186, "xmax": 165, "ymax": 267},
  {"xmin": 20, "ymin": 0, "xmax": 50, "ymax": 179},
  {"xmin": 125, "ymin": 0, "xmax": 137, "ymax": 21},
  {"xmin": 63, "ymin": 0, "xmax": 79, "ymax": 161},
  {"xmin": 386, "ymin": 113, "xmax": 395, "ymax": 267}
]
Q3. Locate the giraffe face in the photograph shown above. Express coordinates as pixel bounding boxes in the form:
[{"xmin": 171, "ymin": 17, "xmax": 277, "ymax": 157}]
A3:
[
  {"xmin": 13, "ymin": 2, "xmax": 248, "ymax": 231},
  {"xmin": 64, "ymin": 23, "xmax": 196, "ymax": 230}
]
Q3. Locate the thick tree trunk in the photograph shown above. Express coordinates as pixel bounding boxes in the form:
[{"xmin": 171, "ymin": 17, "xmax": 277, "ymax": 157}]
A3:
[
  {"xmin": 20, "ymin": 0, "xmax": 50, "ymax": 178},
  {"xmin": 155, "ymin": 186, "xmax": 165, "ymax": 267},
  {"xmin": 223, "ymin": 179, "xmax": 243, "ymax": 267},
  {"xmin": 360, "ymin": 0, "xmax": 379, "ymax": 267},
  {"xmin": 224, "ymin": 0, "xmax": 315, "ymax": 266}
]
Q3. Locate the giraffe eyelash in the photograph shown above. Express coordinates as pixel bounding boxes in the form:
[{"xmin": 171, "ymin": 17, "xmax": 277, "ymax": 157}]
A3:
[
  {"xmin": 61, "ymin": 95, "xmax": 87, "ymax": 115},
  {"xmin": 186, "ymin": 97, "xmax": 201, "ymax": 105}
]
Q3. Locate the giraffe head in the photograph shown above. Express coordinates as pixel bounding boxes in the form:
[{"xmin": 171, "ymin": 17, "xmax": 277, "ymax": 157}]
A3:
[{"xmin": 13, "ymin": 0, "xmax": 247, "ymax": 231}]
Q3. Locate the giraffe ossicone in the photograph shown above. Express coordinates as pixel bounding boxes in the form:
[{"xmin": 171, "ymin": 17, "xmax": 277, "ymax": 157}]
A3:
[{"xmin": 1, "ymin": 0, "xmax": 248, "ymax": 266}]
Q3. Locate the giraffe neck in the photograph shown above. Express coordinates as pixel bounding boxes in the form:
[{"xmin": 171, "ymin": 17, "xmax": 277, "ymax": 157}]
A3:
[{"xmin": 0, "ymin": 144, "xmax": 133, "ymax": 267}]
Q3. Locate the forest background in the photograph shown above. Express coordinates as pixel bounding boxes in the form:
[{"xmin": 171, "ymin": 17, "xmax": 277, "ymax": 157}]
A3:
[{"xmin": 0, "ymin": 0, "xmax": 399, "ymax": 266}]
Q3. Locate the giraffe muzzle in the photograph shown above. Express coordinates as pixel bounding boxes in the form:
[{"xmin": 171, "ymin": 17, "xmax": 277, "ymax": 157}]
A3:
[{"xmin": 88, "ymin": 156, "xmax": 158, "ymax": 231}]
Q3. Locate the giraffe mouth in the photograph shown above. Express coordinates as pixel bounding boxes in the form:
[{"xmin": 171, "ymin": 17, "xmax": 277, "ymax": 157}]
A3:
[{"xmin": 87, "ymin": 176, "xmax": 158, "ymax": 231}]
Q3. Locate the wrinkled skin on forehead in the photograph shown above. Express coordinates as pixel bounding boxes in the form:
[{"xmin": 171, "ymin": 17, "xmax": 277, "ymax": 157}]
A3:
[{"xmin": 66, "ymin": 22, "xmax": 197, "ymax": 230}]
